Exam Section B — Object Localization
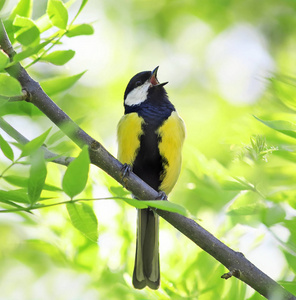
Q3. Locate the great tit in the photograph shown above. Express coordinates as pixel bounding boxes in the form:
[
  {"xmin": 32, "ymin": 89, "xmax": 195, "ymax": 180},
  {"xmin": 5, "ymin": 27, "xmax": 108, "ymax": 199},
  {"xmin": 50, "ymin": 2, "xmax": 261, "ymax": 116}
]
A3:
[{"xmin": 117, "ymin": 66, "xmax": 185, "ymax": 290}]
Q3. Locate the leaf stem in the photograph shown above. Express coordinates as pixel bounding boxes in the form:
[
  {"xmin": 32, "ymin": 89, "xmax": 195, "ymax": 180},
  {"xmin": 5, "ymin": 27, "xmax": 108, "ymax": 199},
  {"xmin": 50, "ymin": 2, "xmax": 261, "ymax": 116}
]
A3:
[{"xmin": 0, "ymin": 196, "xmax": 124, "ymax": 213}]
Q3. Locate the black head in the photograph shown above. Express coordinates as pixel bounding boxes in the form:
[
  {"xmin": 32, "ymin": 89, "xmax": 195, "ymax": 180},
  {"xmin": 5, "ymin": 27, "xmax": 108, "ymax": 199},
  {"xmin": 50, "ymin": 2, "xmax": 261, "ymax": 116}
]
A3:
[{"xmin": 124, "ymin": 66, "xmax": 168, "ymax": 106}]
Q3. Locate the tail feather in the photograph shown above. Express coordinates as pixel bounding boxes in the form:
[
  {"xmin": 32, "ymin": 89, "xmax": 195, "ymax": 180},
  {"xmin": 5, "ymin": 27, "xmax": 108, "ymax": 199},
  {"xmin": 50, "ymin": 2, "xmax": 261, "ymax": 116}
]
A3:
[{"xmin": 132, "ymin": 208, "xmax": 160, "ymax": 290}]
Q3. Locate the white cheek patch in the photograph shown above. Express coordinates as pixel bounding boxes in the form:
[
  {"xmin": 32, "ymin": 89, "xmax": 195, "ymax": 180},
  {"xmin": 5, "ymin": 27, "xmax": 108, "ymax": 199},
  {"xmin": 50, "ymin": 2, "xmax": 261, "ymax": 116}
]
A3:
[{"xmin": 125, "ymin": 81, "xmax": 150, "ymax": 106}]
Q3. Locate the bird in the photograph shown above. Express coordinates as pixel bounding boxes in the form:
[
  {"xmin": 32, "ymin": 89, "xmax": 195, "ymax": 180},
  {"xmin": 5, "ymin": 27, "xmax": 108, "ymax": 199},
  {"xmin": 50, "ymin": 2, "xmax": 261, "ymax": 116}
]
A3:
[{"xmin": 117, "ymin": 66, "xmax": 185, "ymax": 290}]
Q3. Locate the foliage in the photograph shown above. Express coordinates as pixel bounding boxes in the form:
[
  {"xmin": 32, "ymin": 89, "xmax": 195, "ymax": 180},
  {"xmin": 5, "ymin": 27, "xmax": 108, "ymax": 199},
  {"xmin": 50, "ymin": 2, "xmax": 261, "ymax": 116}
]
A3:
[{"xmin": 0, "ymin": 0, "xmax": 296, "ymax": 299}]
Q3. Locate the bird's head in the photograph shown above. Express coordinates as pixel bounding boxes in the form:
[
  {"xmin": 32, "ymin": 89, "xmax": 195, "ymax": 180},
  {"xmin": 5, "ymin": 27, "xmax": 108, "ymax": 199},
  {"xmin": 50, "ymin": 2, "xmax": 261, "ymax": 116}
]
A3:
[{"xmin": 124, "ymin": 66, "xmax": 168, "ymax": 106}]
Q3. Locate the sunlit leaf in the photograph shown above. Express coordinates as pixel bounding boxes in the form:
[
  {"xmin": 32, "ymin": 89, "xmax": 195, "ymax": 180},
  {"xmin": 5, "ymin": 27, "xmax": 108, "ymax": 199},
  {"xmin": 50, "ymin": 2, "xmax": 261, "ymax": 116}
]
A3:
[
  {"xmin": 40, "ymin": 50, "xmax": 75, "ymax": 65},
  {"xmin": 260, "ymin": 205, "xmax": 286, "ymax": 227},
  {"xmin": 3, "ymin": 175, "xmax": 62, "ymax": 191},
  {"xmin": 36, "ymin": 0, "xmax": 75, "ymax": 33},
  {"xmin": 283, "ymin": 251, "xmax": 296, "ymax": 275},
  {"xmin": 273, "ymin": 149, "xmax": 296, "ymax": 164},
  {"xmin": 122, "ymin": 198, "xmax": 148, "ymax": 209},
  {"xmin": 9, "ymin": 0, "xmax": 32, "ymax": 20},
  {"xmin": 0, "ymin": 96, "xmax": 9, "ymax": 107},
  {"xmin": 142, "ymin": 200, "xmax": 188, "ymax": 216},
  {"xmin": 284, "ymin": 219, "xmax": 296, "ymax": 254},
  {"xmin": 66, "ymin": 24, "xmax": 94, "ymax": 37},
  {"xmin": 221, "ymin": 178, "xmax": 254, "ymax": 191},
  {"xmin": 28, "ymin": 150, "xmax": 47, "ymax": 205},
  {"xmin": 271, "ymin": 77, "xmax": 296, "ymax": 112},
  {"xmin": 62, "ymin": 145, "xmax": 90, "ymax": 198},
  {"xmin": 0, "ymin": 189, "xmax": 29, "ymax": 204},
  {"xmin": 120, "ymin": 198, "xmax": 188, "ymax": 216},
  {"xmin": 66, "ymin": 202, "xmax": 98, "ymax": 242},
  {"xmin": 0, "ymin": 50, "xmax": 10, "ymax": 71},
  {"xmin": 254, "ymin": 116, "xmax": 296, "ymax": 139},
  {"xmin": 0, "ymin": 134, "xmax": 14, "ymax": 161},
  {"xmin": 13, "ymin": 39, "xmax": 53, "ymax": 63},
  {"xmin": 279, "ymin": 281, "xmax": 296, "ymax": 296},
  {"xmin": 47, "ymin": 130, "xmax": 65, "ymax": 146},
  {"xmin": 13, "ymin": 16, "xmax": 40, "ymax": 47},
  {"xmin": 74, "ymin": 0, "xmax": 88, "ymax": 21},
  {"xmin": 227, "ymin": 191, "xmax": 265, "ymax": 216},
  {"xmin": 0, "ymin": 0, "xmax": 6, "ymax": 11},
  {"xmin": 109, "ymin": 186, "xmax": 130, "ymax": 197},
  {"xmin": 40, "ymin": 71, "xmax": 86, "ymax": 96},
  {"xmin": 0, "ymin": 74, "xmax": 22, "ymax": 97},
  {"xmin": 47, "ymin": 0, "xmax": 68, "ymax": 30},
  {"xmin": 21, "ymin": 128, "xmax": 51, "ymax": 158}
]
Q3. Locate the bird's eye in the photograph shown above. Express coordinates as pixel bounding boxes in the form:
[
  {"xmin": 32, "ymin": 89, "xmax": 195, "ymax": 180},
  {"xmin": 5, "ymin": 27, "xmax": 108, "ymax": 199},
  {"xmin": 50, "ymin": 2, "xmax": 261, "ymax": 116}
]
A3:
[{"xmin": 135, "ymin": 81, "xmax": 142, "ymax": 87}]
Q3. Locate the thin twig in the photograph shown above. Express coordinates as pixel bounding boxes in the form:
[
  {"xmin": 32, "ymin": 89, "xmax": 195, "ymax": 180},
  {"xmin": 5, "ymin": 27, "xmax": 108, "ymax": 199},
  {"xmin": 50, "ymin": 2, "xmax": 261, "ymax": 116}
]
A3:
[{"xmin": 0, "ymin": 196, "xmax": 122, "ymax": 213}]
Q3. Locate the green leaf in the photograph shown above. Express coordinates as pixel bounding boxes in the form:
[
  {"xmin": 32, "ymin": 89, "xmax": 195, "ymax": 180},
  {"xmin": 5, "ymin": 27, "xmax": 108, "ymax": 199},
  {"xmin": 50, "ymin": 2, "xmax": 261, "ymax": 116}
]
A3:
[
  {"xmin": 221, "ymin": 178, "xmax": 254, "ymax": 191},
  {"xmin": 0, "ymin": 189, "xmax": 29, "ymax": 204},
  {"xmin": 273, "ymin": 149, "xmax": 296, "ymax": 164},
  {"xmin": 9, "ymin": 0, "xmax": 32, "ymax": 20},
  {"xmin": 227, "ymin": 191, "xmax": 265, "ymax": 216},
  {"xmin": 3, "ymin": 175, "xmax": 28, "ymax": 188},
  {"xmin": 0, "ymin": 0, "xmax": 6, "ymax": 11},
  {"xmin": 122, "ymin": 198, "xmax": 149, "ymax": 209},
  {"xmin": 36, "ymin": 0, "xmax": 75, "ymax": 33},
  {"xmin": 0, "ymin": 50, "xmax": 10, "ymax": 71},
  {"xmin": 66, "ymin": 202, "xmax": 98, "ymax": 242},
  {"xmin": 74, "ymin": 0, "xmax": 88, "ymax": 21},
  {"xmin": 261, "ymin": 205, "xmax": 286, "ymax": 227},
  {"xmin": 47, "ymin": 130, "xmax": 66, "ymax": 146},
  {"xmin": 40, "ymin": 71, "xmax": 86, "ymax": 96},
  {"xmin": 254, "ymin": 116, "xmax": 296, "ymax": 139},
  {"xmin": 3, "ymin": 175, "xmax": 62, "ymax": 191},
  {"xmin": 13, "ymin": 16, "xmax": 40, "ymax": 47},
  {"xmin": 40, "ymin": 50, "xmax": 75, "ymax": 65},
  {"xmin": 120, "ymin": 198, "xmax": 188, "ymax": 215},
  {"xmin": 28, "ymin": 150, "xmax": 47, "ymax": 205},
  {"xmin": 66, "ymin": 24, "xmax": 94, "ymax": 37},
  {"xmin": 0, "ymin": 74, "xmax": 22, "ymax": 97},
  {"xmin": 271, "ymin": 77, "xmax": 296, "ymax": 112},
  {"xmin": 284, "ymin": 251, "xmax": 296, "ymax": 275},
  {"xmin": 47, "ymin": 0, "xmax": 68, "ymax": 30},
  {"xmin": 279, "ymin": 281, "xmax": 296, "ymax": 296},
  {"xmin": 0, "ymin": 96, "xmax": 9, "ymax": 108},
  {"xmin": 21, "ymin": 128, "xmax": 51, "ymax": 158},
  {"xmin": 109, "ymin": 186, "xmax": 130, "ymax": 197},
  {"xmin": 142, "ymin": 200, "xmax": 188, "ymax": 216},
  {"xmin": 0, "ymin": 134, "xmax": 14, "ymax": 161},
  {"xmin": 284, "ymin": 219, "xmax": 296, "ymax": 253},
  {"xmin": 13, "ymin": 39, "xmax": 53, "ymax": 63},
  {"xmin": 62, "ymin": 145, "xmax": 90, "ymax": 198}
]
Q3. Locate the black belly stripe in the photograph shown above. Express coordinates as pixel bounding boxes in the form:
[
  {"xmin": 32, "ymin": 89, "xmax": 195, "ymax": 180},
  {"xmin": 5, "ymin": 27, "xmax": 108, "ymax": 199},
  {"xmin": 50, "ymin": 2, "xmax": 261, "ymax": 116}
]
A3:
[
  {"xmin": 133, "ymin": 111, "xmax": 173, "ymax": 191},
  {"xmin": 124, "ymin": 91, "xmax": 176, "ymax": 191},
  {"xmin": 133, "ymin": 123, "xmax": 163, "ymax": 191}
]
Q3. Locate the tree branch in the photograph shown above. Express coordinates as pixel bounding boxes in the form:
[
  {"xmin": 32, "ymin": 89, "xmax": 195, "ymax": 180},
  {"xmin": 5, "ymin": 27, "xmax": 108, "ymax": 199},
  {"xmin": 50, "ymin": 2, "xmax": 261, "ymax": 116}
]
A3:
[{"xmin": 0, "ymin": 20, "xmax": 295, "ymax": 300}]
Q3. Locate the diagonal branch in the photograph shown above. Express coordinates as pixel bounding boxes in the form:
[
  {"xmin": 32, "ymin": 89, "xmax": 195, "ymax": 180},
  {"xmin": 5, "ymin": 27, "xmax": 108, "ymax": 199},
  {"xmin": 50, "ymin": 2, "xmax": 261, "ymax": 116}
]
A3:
[{"xmin": 0, "ymin": 20, "xmax": 295, "ymax": 300}]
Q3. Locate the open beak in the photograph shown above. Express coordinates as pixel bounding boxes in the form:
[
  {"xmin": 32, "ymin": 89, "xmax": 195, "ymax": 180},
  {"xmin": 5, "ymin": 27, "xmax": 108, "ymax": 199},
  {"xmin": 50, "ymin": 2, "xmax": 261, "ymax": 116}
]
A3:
[{"xmin": 150, "ymin": 66, "xmax": 168, "ymax": 87}]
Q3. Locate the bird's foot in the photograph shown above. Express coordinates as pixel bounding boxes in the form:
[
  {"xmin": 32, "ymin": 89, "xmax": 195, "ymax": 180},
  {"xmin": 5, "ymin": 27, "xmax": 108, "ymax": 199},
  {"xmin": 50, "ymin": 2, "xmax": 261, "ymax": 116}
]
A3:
[
  {"xmin": 120, "ymin": 163, "xmax": 132, "ymax": 187},
  {"xmin": 156, "ymin": 191, "xmax": 167, "ymax": 200}
]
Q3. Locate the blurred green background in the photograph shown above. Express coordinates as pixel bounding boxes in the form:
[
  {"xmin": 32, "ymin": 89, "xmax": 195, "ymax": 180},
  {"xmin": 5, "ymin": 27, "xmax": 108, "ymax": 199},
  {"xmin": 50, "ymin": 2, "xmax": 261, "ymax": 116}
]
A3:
[{"xmin": 1, "ymin": 0, "xmax": 296, "ymax": 299}]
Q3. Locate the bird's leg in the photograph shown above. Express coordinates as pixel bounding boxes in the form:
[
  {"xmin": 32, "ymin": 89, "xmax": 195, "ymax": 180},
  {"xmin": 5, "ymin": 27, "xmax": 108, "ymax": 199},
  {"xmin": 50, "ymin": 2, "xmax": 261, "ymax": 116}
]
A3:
[
  {"xmin": 120, "ymin": 163, "xmax": 132, "ymax": 187},
  {"xmin": 156, "ymin": 191, "xmax": 167, "ymax": 200}
]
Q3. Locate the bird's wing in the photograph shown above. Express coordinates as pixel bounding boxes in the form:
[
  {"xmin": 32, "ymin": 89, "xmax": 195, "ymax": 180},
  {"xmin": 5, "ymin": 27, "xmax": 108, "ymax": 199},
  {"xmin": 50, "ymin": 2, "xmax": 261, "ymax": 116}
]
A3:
[{"xmin": 157, "ymin": 111, "xmax": 186, "ymax": 194}]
